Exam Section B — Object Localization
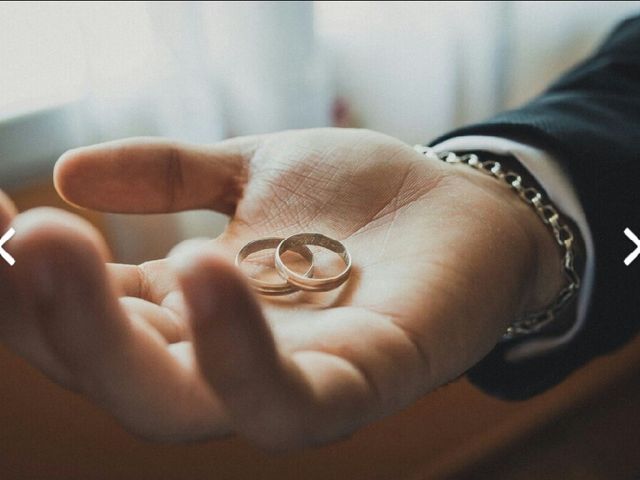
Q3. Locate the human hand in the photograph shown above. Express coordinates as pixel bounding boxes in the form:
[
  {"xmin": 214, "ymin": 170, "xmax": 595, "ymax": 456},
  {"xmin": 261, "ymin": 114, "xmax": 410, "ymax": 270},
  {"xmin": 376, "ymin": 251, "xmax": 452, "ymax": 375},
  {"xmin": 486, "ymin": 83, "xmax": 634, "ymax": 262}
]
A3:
[{"xmin": 1, "ymin": 128, "xmax": 563, "ymax": 449}]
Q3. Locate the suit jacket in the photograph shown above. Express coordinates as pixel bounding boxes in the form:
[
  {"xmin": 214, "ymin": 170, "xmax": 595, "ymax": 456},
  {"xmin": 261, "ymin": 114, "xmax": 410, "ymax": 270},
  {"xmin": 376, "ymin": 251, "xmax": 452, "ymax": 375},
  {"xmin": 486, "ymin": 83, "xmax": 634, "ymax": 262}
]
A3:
[{"xmin": 430, "ymin": 14, "xmax": 640, "ymax": 400}]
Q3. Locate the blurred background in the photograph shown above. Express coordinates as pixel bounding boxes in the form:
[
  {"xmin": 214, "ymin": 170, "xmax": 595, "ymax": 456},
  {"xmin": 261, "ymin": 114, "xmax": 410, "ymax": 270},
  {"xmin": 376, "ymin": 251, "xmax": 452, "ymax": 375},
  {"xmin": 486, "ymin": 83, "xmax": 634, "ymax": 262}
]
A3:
[{"xmin": 2, "ymin": 2, "xmax": 640, "ymax": 479}]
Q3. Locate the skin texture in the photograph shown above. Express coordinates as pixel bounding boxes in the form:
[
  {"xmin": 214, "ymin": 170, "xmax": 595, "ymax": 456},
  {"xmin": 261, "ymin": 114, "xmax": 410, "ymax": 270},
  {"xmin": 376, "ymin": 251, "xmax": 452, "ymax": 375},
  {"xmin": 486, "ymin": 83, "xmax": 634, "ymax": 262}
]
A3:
[{"xmin": 0, "ymin": 128, "xmax": 563, "ymax": 450}]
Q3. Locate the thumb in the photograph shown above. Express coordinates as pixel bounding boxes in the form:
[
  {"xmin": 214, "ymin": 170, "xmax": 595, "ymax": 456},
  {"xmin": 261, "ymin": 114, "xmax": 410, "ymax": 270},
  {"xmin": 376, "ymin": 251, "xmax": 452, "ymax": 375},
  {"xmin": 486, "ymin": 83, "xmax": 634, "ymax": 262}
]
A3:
[{"xmin": 54, "ymin": 135, "xmax": 262, "ymax": 214}]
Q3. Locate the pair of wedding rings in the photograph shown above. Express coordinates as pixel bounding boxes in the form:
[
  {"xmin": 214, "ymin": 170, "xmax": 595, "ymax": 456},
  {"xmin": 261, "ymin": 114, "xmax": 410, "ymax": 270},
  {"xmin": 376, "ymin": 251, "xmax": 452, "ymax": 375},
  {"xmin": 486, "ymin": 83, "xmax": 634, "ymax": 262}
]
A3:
[{"xmin": 235, "ymin": 233, "xmax": 352, "ymax": 295}]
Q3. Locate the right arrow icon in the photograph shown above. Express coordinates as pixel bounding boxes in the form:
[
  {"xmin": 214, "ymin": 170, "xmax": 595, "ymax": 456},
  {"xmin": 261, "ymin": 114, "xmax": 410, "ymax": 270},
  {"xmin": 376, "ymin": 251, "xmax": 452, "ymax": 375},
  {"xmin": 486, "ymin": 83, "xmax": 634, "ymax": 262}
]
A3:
[{"xmin": 624, "ymin": 228, "xmax": 640, "ymax": 266}]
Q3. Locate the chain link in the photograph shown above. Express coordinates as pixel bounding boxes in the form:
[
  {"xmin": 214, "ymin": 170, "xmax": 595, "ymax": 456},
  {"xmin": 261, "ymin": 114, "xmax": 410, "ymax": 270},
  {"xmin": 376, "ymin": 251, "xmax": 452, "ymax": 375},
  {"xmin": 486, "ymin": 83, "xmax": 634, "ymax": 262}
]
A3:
[{"xmin": 414, "ymin": 145, "xmax": 581, "ymax": 340}]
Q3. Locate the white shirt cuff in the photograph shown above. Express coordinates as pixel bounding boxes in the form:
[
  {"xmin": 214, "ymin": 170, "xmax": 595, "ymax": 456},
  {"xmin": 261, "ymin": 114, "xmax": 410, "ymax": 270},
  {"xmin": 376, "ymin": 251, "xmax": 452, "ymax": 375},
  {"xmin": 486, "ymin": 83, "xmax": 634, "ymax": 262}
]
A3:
[{"xmin": 432, "ymin": 135, "xmax": 595, "ymax": 362}]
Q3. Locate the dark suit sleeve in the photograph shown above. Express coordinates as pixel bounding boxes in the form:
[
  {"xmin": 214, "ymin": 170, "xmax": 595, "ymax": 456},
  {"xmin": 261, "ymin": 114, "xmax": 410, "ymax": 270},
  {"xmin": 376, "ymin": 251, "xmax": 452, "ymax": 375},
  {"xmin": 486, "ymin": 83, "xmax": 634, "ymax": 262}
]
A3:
[{"xmin": 429, "ymin": 14, "xmax": 640, "ymax": 400}]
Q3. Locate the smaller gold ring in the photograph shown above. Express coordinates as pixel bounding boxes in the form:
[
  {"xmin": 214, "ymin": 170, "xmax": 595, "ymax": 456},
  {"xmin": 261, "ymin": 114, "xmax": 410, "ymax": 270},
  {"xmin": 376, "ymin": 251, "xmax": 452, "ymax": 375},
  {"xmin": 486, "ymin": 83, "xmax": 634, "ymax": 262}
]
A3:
[
  {"xmin": 236, "ymin": 237, "xmax": 314, "ymax": 295},
  {"xmin": 275, "ymin": 233, "xmax": 351, "ymax": 292}
]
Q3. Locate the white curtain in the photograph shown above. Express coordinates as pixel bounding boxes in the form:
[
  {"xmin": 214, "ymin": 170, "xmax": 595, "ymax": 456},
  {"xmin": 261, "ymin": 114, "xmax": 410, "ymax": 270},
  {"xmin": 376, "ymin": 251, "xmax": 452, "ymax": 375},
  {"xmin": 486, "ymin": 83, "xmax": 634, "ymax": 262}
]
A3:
[{"xmin": 2, "ymin": 1, "xmax": 639, "ymax": 262}]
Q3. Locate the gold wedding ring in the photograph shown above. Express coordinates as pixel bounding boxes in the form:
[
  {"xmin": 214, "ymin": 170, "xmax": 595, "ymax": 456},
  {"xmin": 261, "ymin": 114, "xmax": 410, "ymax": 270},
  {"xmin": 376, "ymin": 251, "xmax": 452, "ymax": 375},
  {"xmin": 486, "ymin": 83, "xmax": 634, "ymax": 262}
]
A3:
[
  {"xmin": 235, "ymin": 237, "xmax": 314, "ymax": 295},
  {"xmin": 275, "ymin": 233, "xmax": 352, "ymax": 292}
]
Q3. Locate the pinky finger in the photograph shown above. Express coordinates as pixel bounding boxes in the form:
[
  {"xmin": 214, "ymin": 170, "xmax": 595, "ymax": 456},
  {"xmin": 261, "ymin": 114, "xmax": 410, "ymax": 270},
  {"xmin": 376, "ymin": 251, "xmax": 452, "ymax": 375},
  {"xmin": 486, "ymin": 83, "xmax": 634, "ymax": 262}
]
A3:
[{"xmin": 8, "ymin": 209, "xmax": 228, "ymax": 440}]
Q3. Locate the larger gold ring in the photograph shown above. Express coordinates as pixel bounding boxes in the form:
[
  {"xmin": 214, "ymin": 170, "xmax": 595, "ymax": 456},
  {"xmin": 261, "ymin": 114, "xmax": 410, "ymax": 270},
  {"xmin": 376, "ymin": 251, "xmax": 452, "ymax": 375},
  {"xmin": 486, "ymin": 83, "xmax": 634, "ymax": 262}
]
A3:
[
  {"xmin": 275, "ymin": 233, "xmax": 351, "ymax": 292},
  {"xmin": 236, "ymin": 237, "xmax": 314, "ymax": 295}
]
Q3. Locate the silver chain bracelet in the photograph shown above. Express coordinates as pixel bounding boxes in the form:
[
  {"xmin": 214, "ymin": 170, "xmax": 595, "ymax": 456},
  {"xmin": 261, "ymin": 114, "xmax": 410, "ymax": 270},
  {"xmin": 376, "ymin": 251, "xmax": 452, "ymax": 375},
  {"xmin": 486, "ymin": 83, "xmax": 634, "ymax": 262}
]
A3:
[{"xmin": 414, "ymin": 145, "xmax": 581, "ymax": 341}]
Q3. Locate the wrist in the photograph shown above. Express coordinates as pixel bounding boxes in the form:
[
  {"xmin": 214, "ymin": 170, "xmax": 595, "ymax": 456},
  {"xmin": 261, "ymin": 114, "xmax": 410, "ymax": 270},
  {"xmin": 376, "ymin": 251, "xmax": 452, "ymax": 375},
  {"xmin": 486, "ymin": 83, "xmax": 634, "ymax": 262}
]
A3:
[
  {"xmin": 415, "ymin": 146, "xmax": 582, "ymax": 338},
  {"xmin": 481, "ymin": 152, "xmax": 567, "ymax": 313},
  {"xmin": 469, "ymin": 158, "xmax": 566, "ymax": 315},
  {"xmin": 519, "ymin": 189, "xmax": 566, "ymax": 314}
]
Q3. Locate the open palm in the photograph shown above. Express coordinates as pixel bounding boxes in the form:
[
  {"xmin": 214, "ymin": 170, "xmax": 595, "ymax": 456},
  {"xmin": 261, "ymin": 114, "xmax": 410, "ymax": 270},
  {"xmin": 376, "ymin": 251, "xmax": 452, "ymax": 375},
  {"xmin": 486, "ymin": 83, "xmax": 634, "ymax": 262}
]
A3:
[{"xmin": 0, "ymin": 128, "xmax": 559, "ymax": 449}]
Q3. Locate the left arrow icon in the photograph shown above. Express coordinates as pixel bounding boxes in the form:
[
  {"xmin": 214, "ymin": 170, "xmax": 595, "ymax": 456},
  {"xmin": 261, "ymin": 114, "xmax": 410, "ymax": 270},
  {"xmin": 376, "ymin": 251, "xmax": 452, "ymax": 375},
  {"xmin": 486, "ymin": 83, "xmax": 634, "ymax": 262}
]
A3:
[{"xmin": 0, "ymin": 228, "xmax": 16, "ymax": 266}]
